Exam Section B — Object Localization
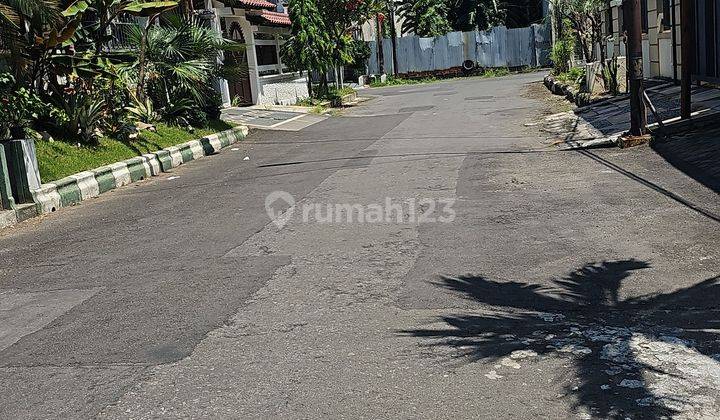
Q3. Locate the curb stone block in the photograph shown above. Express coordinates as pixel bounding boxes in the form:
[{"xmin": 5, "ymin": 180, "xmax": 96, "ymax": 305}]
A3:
[
  {"xmin": 187, "ymin": 140, "xmax": 204, "ymax": 161},
  {"xmin": 166, "ymin": 147, "xmax": 184, "ymax": 168},
  {"xmin": 55, "ymin": 177, "xmax": 82, "ymax": 207},
  {"xmin": 28, "ymin": 126, "xmax": 248, "ymax": 216},
  {"xmin": 140, "ymin": 154, "xmax": 162, "ymax": 176},
  {"xmin": 69, "ymin": 171, "xmax": 100, "ymax": 200},
  {"xmin": 32, "ymin": 184, "xmax": 61, "ymax": 213},
  {"xmin": 109, "ymin": 162, "xmax": 132, "ymax": 187},
  {"xmin": 200, "ymin": 134, "xmax": 222, "ymax": 155},
  {"xmin": 178, "ymin": 144, "xmax": 194, "ymax": 163},
  {"xmin": 94, "ymin": 166, "xmax": 116, "ymax": 194},
  {"xmin": 153, "ymin": 150, "xmax": 174, "ymax": 172},
  {"xmin": 124, "ymin": 157, "xmax": 148, "ymax": 183},
  {"xmin": 1, "ymin": 209, "xmax": 17, "ymax": 228}
]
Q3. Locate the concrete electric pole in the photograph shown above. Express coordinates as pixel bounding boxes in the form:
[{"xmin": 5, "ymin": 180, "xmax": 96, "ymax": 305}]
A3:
[
  {"xmin": 388, "ymin": 1, "xmax": 399, "ymax": 76},
  {"xmin": 624, "ymin": 0, "xmax": 647, "ymax": 136}
]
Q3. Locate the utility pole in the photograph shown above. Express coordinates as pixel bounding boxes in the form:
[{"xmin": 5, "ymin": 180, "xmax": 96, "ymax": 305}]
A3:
[
  {"xmin": 624, "ymin": 0, "xmax": 647, "ymax": 136},
  {"xmin": 388, "ymin": 1, "xmax": 399, "ymax": 76},
  {"xmin": 680, "ymin": 0, "xmax": 694, "ymax": 119},
  {"xmin": 376, "ymin": 14, "xmax": 385, "ymax": 75}
]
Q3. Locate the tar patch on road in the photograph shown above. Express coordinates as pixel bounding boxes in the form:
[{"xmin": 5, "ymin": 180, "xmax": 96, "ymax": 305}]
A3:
[
  {"xmin": 0, "ymin": 255, "xmax": 289, "ymax": 367},
  {"xmin": 398, "ymin": 105, "xmax": 435, "ymax": 113},
  {"xmin": 465, "ymin": 95, "xmax": 494, "ymax": 101}
]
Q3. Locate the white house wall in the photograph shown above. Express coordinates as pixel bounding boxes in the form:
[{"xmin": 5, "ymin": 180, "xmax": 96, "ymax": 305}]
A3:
[
  {"xmin": 256, "ymin": 75, "xmax": 309, "ymax": 106},
  {"xmin": 602, "ymin": 0, "xmax": 679, "ymax": 80},
  {"xmin": 211, "ymin": 3, "xmax": 308, "ymax": 106}
]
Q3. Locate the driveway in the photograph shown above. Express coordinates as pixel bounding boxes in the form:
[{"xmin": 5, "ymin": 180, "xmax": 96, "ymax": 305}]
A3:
[{"xmin": 1, "ymin": 72, "xmax": 718, "ymax": 419}]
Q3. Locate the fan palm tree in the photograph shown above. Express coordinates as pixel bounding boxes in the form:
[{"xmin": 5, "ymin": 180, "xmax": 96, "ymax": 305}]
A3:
[{"xmin": 118, "ymin": 13, "xmax": 237, "ymax": 106}]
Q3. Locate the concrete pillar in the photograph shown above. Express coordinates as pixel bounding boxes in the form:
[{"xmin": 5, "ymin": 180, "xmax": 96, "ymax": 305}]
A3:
[
  {"xmin": 0, "ymin": 144, "xmax": 16, "ymax": 211},
  {"xmin": 209, "ymin": 7, "xmax": 231, "ymax": 106},
  {"xmin": 240, "ymin": 17, "xmax": 260, "ymax": 105}
]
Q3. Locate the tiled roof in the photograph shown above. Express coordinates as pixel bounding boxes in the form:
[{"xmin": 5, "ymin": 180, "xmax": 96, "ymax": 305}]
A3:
[
  {"xmin": 224, "ymin": 0, "xmax": 276, "ymax": 10},
  {"xmin": 246, "ymin": 10, "xmax": 291, "ymax": 26}
]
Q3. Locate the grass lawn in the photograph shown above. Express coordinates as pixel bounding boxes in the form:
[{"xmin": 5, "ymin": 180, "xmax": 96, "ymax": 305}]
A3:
[{"xmin": 36, "ymin": 120, "xmax": 234, "ymax": 182}]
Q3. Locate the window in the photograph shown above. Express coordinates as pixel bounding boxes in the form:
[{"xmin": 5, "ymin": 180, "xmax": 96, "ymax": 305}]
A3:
[
  {"xmin": 661, "ymin": 0, "xmax": 672, "ymax": 31},
  {"xmin": 641, "ymin": 0, "xmax": 648, "ymax": 33},
  {"xmin": 606, "ymin": 7, "xmax": 613, "ymax": 35},
  {"xmin": 255, "ymin": 44, "xmax": 278, "ymax": 66}
]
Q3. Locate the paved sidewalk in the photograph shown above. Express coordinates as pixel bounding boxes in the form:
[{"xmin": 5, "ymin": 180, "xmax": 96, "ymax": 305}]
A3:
[
  {"xmin": 576, "ymin": 81, "xmax": 720, "ymax": 136},
  {"xmin": 221, "ymin": 107, "xmax": 326, "ymax": 131}
]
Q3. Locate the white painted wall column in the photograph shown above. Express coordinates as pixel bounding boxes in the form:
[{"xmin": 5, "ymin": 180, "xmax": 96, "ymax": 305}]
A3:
[{"xmin": 240, "ymin": 17, "xmax": 260, "ymax": 105}]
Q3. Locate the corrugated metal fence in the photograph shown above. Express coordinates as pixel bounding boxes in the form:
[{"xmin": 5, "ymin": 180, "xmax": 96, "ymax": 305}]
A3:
[{"xmin": 368, "ymin": 24, "xmax": 550, "ymax": 75}]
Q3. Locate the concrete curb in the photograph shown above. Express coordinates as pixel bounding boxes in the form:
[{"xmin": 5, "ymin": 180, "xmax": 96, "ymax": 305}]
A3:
[{"xmin": 30, "ymin": 126, "xmax": 248, "ymax": 215}]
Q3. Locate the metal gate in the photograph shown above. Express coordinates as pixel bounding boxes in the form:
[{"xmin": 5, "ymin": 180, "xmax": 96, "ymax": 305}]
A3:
[{"xmin": 695, "ymin": 0, "xmax": 720, "ymax": 82}]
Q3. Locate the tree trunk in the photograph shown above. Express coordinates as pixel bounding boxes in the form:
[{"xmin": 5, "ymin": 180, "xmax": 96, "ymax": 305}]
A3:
[
  {"xmin": 306, "ymin": 70, "xmax": 313, "ymax": 98},
  {"xmin": 136, "ymin": 14, "xmax": 159, "ymax": 100},
  {"xmin": 576, "ymin": 30, "xmax": 592, "ymax": 63}
]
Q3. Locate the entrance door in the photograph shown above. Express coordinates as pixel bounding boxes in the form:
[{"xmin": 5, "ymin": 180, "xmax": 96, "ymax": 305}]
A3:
[{"xmin": 223, "ymin": 21, "xmax": 253, "ymax": 106}]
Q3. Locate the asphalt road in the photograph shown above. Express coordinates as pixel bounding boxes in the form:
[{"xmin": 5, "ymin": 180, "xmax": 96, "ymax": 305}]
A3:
[{"xmin": 1, "ymin": 72, "xmax": 719, "ymax": 419}]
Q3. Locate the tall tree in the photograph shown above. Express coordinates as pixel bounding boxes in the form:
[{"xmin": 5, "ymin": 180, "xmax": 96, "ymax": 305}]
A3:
[
  {"xmin": 282, "ymin": 0, "xmax": 333, "ymax": 95},
  {"xmin": 396, "ymin": 0, "xmax": 452, "ymax": 36},
  {"xmin": 447, "ymin": 0, "xmax": 505, "ymax": 31},
  {"xmin": 318, "ymin": 0, "xmax": 383, "ymax": 84},
  {"xmin": 551, "ymin": 0, "xmax": 608, "ymax": 84}
]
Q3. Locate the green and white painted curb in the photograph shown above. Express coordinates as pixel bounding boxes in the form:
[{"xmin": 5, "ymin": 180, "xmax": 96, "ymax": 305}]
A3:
[{"xmin": 32, "ymin": 126, "xmax": 248, "ymax": 214}]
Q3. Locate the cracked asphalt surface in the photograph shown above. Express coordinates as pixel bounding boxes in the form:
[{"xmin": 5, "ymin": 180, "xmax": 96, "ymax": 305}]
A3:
[{"xmin": 1, "ymin": 72, "xmax": 719, "ymax": 419}]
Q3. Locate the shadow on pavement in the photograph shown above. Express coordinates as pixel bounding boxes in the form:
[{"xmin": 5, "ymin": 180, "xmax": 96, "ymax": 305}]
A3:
[
  {"xmin": 401, "ymin": 260, "xmax": 720, "ymax": 418},
  {"xmin": 651, "ymin": 128, "xmax": 720, "ymax": 194}
]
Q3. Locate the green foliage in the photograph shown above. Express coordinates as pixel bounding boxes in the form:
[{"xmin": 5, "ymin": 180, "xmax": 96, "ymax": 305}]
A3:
[
  {"xmin": 119, "ymin": 14, "xmax": 234, "ymax": 107},
  {"xmin": 347, "ymin": 39, "xmax": 370, "ymax": 69},
  {"xmin": 369, "ymin": 75, "xmax": 437, "ymax": 87},
  {"xmin": 397, "ymin": 0, "xmax": 452, "ymax": 37},
  {"xmin": 567, "ymin": 65, "xmax": 585, "ymax": 81},
  {"xmin": 126, "ymin": 92, "xmax": 160, "ymax": 123},
  {"xmin": 397, "ymin": 0, "xmax": 506, "ymax": 36},
  {"xmin": 282, "ymin": 0, "xmax": 333, "ymax": 73},
  {"xmin": 481, "ymin": 66, "xmax": 510, "ymax": 77},
  {"xmin": 158, "ymin": 97, "xmax": 194, "ymax": 126},
  {"xmin": 550, "ymin": 37, "xmax": 574, "ymax": 75},
  {"xmin": 550, "ymin": 0, "xmax": 606, "ymax": 63},
  {"xmin": 35, "ymin": 120, "xmax": 233, "ymax": 182},
  {"xmin": 48, "ymin": 82, "xmax": 107, "ymax": 144},
  {"xmin": 603, "ymin": 57, "xmax": 620, "ymax": 95},
  {"xmin": 448, "ymin": 0, "xmax": 506, "ymax": 31},
  {"xmin": 0, "ymin": 73, "xmax": 43, "ymax": 140}
]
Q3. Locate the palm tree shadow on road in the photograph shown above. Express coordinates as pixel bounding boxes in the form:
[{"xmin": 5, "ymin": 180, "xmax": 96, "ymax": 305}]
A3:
[{"xmin": 401, "ymin": 260, "xmax": 720, "ymax": 418}]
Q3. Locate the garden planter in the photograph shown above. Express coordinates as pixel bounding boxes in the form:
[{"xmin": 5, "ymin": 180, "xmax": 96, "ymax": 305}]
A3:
[{"xmin": 2, "ymin": 138, "xmax": 41, "ymax": 205}]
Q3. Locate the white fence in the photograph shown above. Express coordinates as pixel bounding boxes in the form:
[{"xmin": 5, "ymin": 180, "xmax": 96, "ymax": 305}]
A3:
[{"xmin": 368, "ymin": 24, "xmax": 550, "ymax": 75}]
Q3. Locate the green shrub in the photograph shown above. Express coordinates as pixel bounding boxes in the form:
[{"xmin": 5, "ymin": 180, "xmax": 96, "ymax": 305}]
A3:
[
  {"xmin": 203, "ymin": 91, "xmax": 224, "ymax": 120},
  {"xmin": 603, "ymin": 57, "xmax": 620, "ymax": 95},
  {"xmin": 0, "ymin": 74, "xmax": 44, "ymax": 140},
  {"xmin": 482, "ymin": 67, "xmax": 510, "ymax": 78},
  {"xmin": 185, "ymin": 107, "xmax": 209, "ymax": 128},
  {"xmin": 567, "ymin": 66, "xmax": 585, "ymax": 82},
  {"xmin": 551, "ymin": 39, "xmax": 574, "ymax": 75}
]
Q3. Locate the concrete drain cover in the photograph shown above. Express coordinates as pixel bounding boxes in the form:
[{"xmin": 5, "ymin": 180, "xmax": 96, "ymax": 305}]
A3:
[
  {"xmin": 433, "ymin": 91, "xmax": 458, "ymax": 96},
  {"xmin": 398, "ymin": 105, "xmax": 435, "ymax": 113},
  {"xmin": 465, "ymin": 96, "xmax": 494, "ymax": 101}
]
